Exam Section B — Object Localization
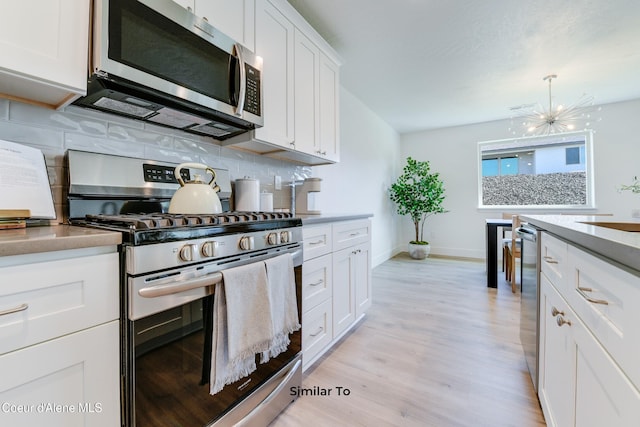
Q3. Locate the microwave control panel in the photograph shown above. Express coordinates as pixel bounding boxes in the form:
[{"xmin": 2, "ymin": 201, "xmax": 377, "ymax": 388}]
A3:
[{"xmin": 244, "ymin": 64, "xmax": 261, "ymax": 116}]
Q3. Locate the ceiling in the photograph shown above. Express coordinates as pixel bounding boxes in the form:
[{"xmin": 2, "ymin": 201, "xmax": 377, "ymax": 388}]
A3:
[{"xmin": 286, "ymin": 0, "xmax": 640, "ymax": 134}]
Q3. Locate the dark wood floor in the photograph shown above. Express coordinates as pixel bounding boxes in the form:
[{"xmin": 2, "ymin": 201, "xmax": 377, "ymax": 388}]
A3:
[{"xmin": 272, "ymin": 254, "xmax": 546, "ymax": 426}]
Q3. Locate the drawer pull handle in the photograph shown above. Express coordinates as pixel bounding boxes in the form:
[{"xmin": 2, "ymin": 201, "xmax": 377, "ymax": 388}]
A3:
[
  {"xmin": 577, "ymin": 287, "xmax": 609, "ymax": 305},
  {"xmin": 349, "ymin": 232, "xmax": 360, "ymax": 237},
  {"xmin": 543, "ymin": 256, "xmax": 558, "ymax": 264},
  {"xmin": 309, "ymin": 326, "xmax": 324, "ymax": 337},
  {"xmin": 309, "ymin": 279, "xmax": 324, "ymax": 287},
  {"xmin": 551, "ymin": 306, "xmax": 564, "ymax": 317},
  {"xmin": 309, "ymin": 240, "xmax": 324, "ymax": 245},
  {"xmin": 556, "ymin": 315, "xmax": 572, "ymax": 327},
  {"xmin": 0, "ymin": 303, "xmax": 28, "ymax": 317}
]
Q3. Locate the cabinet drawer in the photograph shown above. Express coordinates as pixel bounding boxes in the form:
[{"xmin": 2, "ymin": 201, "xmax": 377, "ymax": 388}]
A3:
[
  {"xmin": 302, "ymin": 298, "xmax": 332, "ymax": 367},
  {"xmin": 566, "ymin": 245, "xmax": 640, "ymax": 390},
  {"xmin": 0, "ymin": 253, "xmax": 119, "ymax": 355},
  {"xmin": 302, "ymin": 253, "xmax": 332, "ymax": 312},
  {"xmin": 303, "ymin": 223, "xmax": 332, "ymax": 260},
  {"xmin": 541, "ymin": 233, "xmax": 568, "ymax": 292},
  {"xmin": 332, "ymin": 219, "xmax": 371, "ymax": 252}
]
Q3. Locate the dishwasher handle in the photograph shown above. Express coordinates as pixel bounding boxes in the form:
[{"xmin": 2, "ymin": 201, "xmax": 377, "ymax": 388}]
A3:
[{"xmin": 515, "ymin": 226, "xmax": 537, "ymax": 242}]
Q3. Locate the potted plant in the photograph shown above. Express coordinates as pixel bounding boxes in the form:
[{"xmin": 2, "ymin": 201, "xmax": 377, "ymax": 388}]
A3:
[{"xmin": 389, "ymin": 157, "xmax": 446, "ymax": 259}]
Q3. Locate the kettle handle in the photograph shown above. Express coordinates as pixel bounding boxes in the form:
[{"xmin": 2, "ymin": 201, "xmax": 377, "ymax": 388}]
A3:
[{"xmin": 174, "ymin": 163, "xmax": 217, "ymax": 187}]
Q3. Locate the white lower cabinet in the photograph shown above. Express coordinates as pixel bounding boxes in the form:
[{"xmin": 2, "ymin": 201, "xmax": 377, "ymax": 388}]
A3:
[
  {"xmin": 332, "ymin": 246, "xmax": 357, "ymax": 338},
  {"xmin": 538, "ymin": 232, "xmax": 640, "ymax": 427},
  {"xmin": 301, "ymin": 218, "xmax": 371, "ymax": 371},
  {"xmin": 332, "ymin": 241, "xmax": 371, "ymax": 338},
  {"xmin": 0, "ymin": 248, "xmax": 119, "ymax": 426},
  {"xmin": 301, "ymin": 298, "xmax": 332, "ymax": 367},
  {"xmin": 539, "ymin": 275, "xmax": 577, "ymax": 427},
  {"xmin": 0, "ymin": 321, "xmax": 119, "ymax": 427}
]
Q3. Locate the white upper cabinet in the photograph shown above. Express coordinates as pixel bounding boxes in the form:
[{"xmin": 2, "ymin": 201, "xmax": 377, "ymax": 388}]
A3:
[
  {"xmin": 0, "ymin": 0, "xmax": 90, "ymax": 109},
  {"xmin": 172, "ymin": 0, "xmax": 255, "ymax": 51},
  {"xmin": 289, "ymin": 24, "xmax": 341, "ymax": 163},
  {"xmin": 318, "ymin": 52, "xmax": 340, "ymax": 162},
  {"xmin": 253, "ymin": 0, "xmax": 295, "ymax": 148},
  {"xmin": 222, "ymin": 0, "xmax": 341, "ymax": 165},
  {"xmin": 196, "ymin": 0, "xmax": 255, "ymax": 51},
  {"xmin": 293, "ymin": 28, "xmax": 321, "ymax": 156}
]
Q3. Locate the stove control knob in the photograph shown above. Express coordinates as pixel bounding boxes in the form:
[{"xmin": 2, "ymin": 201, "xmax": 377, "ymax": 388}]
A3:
[
  {"xmin": 201, "ymin": 241, "xmax": 218, "ymax": 258},
  {"xmin": 239, "ymin": 236, "xmax": 255, "ymax": 251},
  {"xmin": 179, "ymin": 244, "xmax": 195, "ymax": 262},
  {"xmin": 267, "ymin": 232, "xmax": 279, "ymax": 245},
  {"xmin": 280, "ymin": 231, "xmax": 291, "ymax": 243}
]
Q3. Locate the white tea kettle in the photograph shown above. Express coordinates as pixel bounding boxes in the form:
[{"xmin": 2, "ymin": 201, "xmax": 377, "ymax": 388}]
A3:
[{"xmin": 168, "ymin": 163, "xmax": 223, "ymax": 214}]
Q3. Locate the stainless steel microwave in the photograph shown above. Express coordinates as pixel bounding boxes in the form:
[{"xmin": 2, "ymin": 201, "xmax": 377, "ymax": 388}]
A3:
[{"xmin": 74, "ymin": 0, "xmax": 263, "ymax": 140}]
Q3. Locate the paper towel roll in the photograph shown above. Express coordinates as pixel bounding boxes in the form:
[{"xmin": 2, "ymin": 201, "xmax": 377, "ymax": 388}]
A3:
[
  {"xmin": 260, "ymin": 192, "xmax": 273, "ymax": 212},
  {"xmin": 235, "ymin": 178, "xmax": 260, "ymax": 211}
]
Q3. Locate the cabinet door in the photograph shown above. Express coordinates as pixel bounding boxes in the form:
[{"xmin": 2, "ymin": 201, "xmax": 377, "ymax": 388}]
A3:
[
  {"xmin": 0, "ymin": 321, "xmax": 120, "ymax": 427},
  {"xmin": 538, "ymin": 276, "xmax": 576, "ymax": 427},
  {"xmin": 293, "ymin": 28, "xmax": 320, "ymax": 156},
  {"xmin": 193, "ymin": 0, "xmax": 254, "ymax": 51},
  {"xmin": 354, "ymin": 242, "xmax": 371, "ymax": 317},
  {"xmin": 574, "ymin": 318, "xmax": 640, "ymax": 427},
  {"xmin": 0, "ymin": 0, "xmax": 90, "ymax": 108},
  {"xmin": 332, "ymin": 246, "xmax": 356, "ymax": 338},
  {"xmin": 318, "ymin": 52, "xmax": 340, "ymax": 162},
  {"xmin": 253, "ymin": 0, "xmax": 295, "ymax": 147}
]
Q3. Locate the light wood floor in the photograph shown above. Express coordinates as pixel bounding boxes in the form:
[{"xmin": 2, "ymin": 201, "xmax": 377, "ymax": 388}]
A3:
[{"xmin": 271, "ymin": 254, "xmax": 547, "ymax": 427}]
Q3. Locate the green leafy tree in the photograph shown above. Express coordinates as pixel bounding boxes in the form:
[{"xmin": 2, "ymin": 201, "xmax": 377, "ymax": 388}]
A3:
[{"xmin": 389, "ymin": 157, "xmax": 446, "ymax": 244}]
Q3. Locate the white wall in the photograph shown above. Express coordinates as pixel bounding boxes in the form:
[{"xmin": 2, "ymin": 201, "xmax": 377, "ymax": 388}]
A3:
[
  {"xmin": 400, "ymin": 98, "xmax": 640, "ymax": 260},
  {"xmin": 312, "ymin": 87, "xmax": 402, "ymax": 266}
]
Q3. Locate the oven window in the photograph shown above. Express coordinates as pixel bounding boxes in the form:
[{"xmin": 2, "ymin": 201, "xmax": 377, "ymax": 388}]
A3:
[
  {"xmin": 108, "ymin": 0, "xmax": 236, "ymax": 105},
  {"xmin": 131, "ymin": 299, "xmax": 300, "ymax": 427}
]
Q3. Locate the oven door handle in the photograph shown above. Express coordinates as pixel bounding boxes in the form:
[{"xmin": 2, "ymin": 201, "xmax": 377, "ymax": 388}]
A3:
[{"xmin": 138, "ymin": 272, "xmax": 222, "ymax": 298}]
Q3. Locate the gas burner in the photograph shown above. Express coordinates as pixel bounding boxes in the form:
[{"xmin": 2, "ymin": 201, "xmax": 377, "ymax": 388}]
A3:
[{"xmin": 83, "ymin": 211, "xmax": 293, "ymax": 231}]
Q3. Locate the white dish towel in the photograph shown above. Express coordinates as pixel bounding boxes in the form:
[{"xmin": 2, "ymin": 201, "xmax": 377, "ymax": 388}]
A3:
[
  {"xmin": 262, "ymin": 253, "xmax": 301, "ymax": 362},
  {"xmin": 210, "ymin": 262, "xmax": 273, "ymax": 395}
]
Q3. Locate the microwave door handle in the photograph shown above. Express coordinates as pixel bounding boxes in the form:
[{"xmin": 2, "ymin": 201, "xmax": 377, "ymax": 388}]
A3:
[{"xmin": 233, "ymin": 43, "xmax": 246, "ymax": 117}]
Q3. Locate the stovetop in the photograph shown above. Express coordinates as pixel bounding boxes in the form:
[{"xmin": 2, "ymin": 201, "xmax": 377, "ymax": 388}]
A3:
[
  {"xmin": 72, "ymin": 211, "xmax": 301, "ymax": 246},
  {"xmin": 84, "ymin": 211, "xmax": 295, "ymax": 230}
]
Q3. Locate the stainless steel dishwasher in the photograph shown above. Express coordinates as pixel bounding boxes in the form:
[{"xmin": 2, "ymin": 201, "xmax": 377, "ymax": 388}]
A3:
[{"xmin": 517, "ymin": 223, "xmax": 541, "ymax": 392}]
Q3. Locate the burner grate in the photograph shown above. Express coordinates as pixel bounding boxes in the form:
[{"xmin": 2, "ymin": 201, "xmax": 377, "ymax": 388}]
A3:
[{"xmin": 84, "ymin": 212, "xmax": 292, "ymax": 230}]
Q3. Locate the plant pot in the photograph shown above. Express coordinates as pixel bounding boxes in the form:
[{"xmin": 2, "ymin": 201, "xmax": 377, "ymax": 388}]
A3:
[{"xmin": 408, "ymin": 242, "xmax": 430, "ymax": 260}]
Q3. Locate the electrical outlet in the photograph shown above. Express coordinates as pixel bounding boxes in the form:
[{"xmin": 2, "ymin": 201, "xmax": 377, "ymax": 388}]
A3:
[{"xmin": 274, "ymin": 175, "xmax": 282, "ymax": 190}]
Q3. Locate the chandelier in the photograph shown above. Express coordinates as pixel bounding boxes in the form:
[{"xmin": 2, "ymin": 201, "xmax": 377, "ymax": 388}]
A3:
[{"xmin": 509, "ymin": 74, "xmax": 601, "ymax": 136}]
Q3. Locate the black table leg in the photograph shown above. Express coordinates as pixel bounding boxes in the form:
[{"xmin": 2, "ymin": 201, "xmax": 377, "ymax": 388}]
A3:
[{"xmin": 486, "ymin": 223, "xmax": 498, "ymax": 288}]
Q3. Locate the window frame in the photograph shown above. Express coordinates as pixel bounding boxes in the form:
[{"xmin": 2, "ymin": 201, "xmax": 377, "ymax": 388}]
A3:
[{"xmin": 477, "ymin": 130, "xmax": 595, "ymax": 210}]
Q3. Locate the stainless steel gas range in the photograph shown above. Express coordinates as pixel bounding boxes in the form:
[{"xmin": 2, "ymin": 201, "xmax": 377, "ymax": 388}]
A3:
[{"xmin": 67, "ymin": 150, "xmax": 302, "ymax": 427}]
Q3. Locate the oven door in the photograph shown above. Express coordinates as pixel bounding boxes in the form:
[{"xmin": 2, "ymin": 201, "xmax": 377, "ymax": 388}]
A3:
[{"xmin": 124, "ymin": 252, "xmax": 302, "ymax": 427}]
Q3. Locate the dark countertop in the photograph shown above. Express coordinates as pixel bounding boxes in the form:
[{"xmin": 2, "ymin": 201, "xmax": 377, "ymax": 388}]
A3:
[
  {"xmin": 522, "ymin": 215, "xmax": 640, "ymax": 273},
  {"xmin": 0, "ymin": 225, "xmax": 122, "ymax": 257},
  {"xmin": 297, "ymin": 213, "xmax": 373, "ymax": 225}
]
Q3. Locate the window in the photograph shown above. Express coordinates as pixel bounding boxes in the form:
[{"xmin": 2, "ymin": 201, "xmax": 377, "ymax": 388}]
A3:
[
  {"xmin": 566, "ymin": 146, "xmax": 581, "ymax": 165},
  {"xmin": 477, "ymin": 131, "xmax": 594, "ymax": 208}
]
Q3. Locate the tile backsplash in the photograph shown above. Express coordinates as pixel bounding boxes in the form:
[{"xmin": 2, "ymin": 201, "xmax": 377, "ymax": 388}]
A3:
[{"xmin": 0, "ymin": 99, "xmax": 310, "ymax": 222}]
